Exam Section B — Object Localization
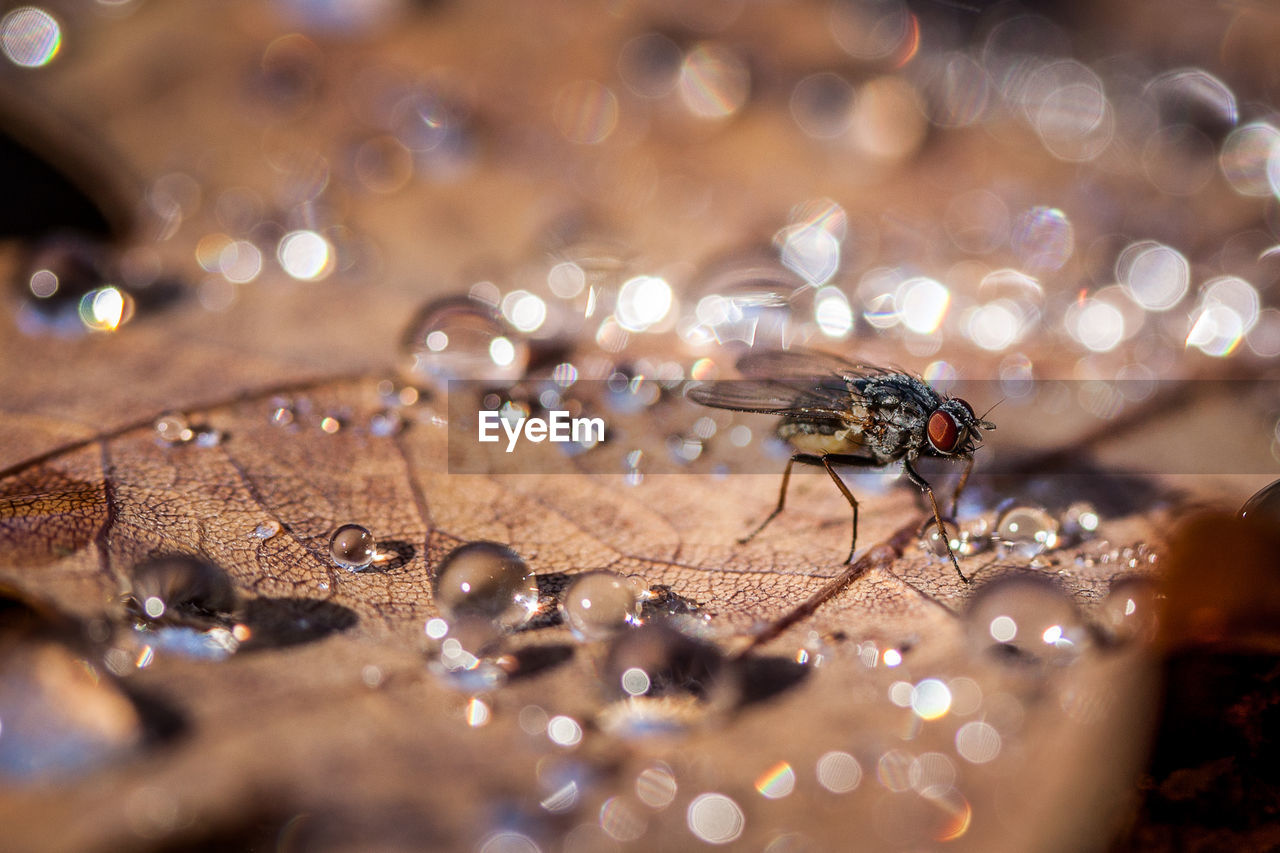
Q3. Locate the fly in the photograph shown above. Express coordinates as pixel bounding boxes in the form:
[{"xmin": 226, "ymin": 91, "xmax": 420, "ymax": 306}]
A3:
[{"xmin": 686, "ymin": 348, "xmax": 995, "ymax": 583}]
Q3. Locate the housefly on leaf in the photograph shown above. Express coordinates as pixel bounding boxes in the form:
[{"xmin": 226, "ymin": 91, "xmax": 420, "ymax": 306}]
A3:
[{"xmin": 686, "ymin": 348, "xmax": 995, "ymax": 583}]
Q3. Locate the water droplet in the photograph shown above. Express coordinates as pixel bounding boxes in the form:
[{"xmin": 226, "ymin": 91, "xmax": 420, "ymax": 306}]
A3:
[
  {"xmin": 154, "ymin": 413, "xmax": 194, "ymax": 445},
  {"xmin": 251, "ymin": 520, "xmax": 281, "ymax": 540},
  {"xmin": 1240, "ymin": 478, "xmax": 1280, "ymax": 526},
  {"xmin": 920, "ymin": 519, "xmax": 961, "ymax": 558},
  {"xmin": 368, "ymin": 409, "xmax": 404, "ymax": 437},
  {"xmin": 996, "ymin": 504, "xmax": 1060, "ymax": 558},
  {"xmin": 958, "ymin": 518, "xmax": 990, "ymax": 556},
  {"xmin": 402, "ymin": 296, "xmax": 529, "ymax": 388},
  {"xmin": 560, "ymin": 572, "xmax": 642, "ymax": 641},
  {"xmin": 428, "ymin": 615, "xmax": 507, "ymax": 692},
  {"xmin": 964, "ymin": 576, "xmax": 1090, "ymax": 665},
  {"xmin": 1099, "ymin": 577, "xmax": 1159, "ymax": 645},
  {"xmin": 683, "ymin": 249, "xmax": 811, "ymax": 350},
  {"xmin": 432, "ymin": 542, "xmax": 538, "ymax": 630},
  {"xmin": 1061, "ymin": 501, "xmax": 1100, "ymax": 541},
  {"xmin": 328, "ymin": 524, "xmax": 376, "ymax": 571},
  {"xmin": 602, "ymin": 621, "xmax": 725, "ymax": 701},
  {"xmin": 124, "ymin": 556, "xmax": 237, "ymax": 629},
  {"xmin": 15, "ymin": 234, "xmax": 114, "ymax": 335}
]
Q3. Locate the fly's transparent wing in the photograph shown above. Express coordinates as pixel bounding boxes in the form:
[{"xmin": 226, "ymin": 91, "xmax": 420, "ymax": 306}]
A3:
[
  {"xmin": 734, "ymin": 348, "xmax": 893, "ymax": 383},
  {"xmin": 685, "ymin": 379, "xmax": 856, "ymax": 417}
]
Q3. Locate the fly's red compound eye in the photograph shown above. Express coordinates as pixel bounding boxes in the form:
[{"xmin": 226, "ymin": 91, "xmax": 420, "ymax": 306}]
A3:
[
  {"xmin": 954, "ymin": 398, "xmax": 975, "ymax": 421},
  {"xmin": 928, "ymin": 410, "xmax": 960, "ymax": 453}
]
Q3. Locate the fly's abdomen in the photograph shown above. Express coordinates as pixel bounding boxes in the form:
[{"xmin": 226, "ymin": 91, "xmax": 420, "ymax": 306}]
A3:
[{"xmin": 777, "ymin": 416, "xmax": 866, "ymax": 456}]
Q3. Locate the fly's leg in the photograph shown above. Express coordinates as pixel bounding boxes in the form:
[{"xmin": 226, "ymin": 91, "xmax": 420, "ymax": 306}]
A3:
[
  {"xmin": 905, "ymin": 459, "xmax": 970, "ymax": 584},
  {"xmin": 738, "ymin": 454, "xmax": 800, "ymax": 546},
  {"xmin": 821, "ymin": 456, "xmax": 860, "ymax": 563},
  {"xmin": 949, "ymin": 456, "xmax": 975, "ymax": 517}
]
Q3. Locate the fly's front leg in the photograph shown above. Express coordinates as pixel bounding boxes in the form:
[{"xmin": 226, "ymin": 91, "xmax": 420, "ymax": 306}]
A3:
[{"xmin": 905, "ymin": 459, "xmax": 970, "ymax": 584}]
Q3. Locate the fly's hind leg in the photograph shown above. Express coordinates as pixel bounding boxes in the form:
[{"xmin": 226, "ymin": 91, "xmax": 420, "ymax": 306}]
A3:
[
  {"xmin": 739, "ymin": 454, "xmax": 803, "ymax": 545},
  {"xmin": 741, "ymin": 453, "xmax": 876, "ymax": 564},
  {"xmin": 821, "ymin": 456, "xmax": 862, "ymax": 563}
]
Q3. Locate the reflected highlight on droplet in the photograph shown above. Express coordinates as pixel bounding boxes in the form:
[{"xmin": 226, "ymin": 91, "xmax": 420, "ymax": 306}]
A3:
[
  {"xmin": 815, "ymin": 751, "xmax": 861, "ymax": 793},
  {"xmin": 1, "ymin": 7, "xmax": 61, "ymax": 68},
  {"xmin": 754, "ymin": 761, "xmax": 795, "ymax": 799},
  {"xmin": 277, "ymin": 230, "xmax": 333, "ymax": 281},
  {"xmin": 686, "ymin": 793, "xmax": 745, "ymax": 844}
]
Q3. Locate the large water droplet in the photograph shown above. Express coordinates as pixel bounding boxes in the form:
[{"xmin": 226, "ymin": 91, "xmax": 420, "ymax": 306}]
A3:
[
  {"xmin": 402, "ymin": 296, "xmax": 528, "ymax": 388},
  {"xmin": 1099, "ymin": 577, "xmax": 1159, "ymax": 645},
  {"xmin": 329, "ymin": 523, "xmax": 377, "ymax": 571},
  {"xmin": 432, "ymin": 542, "xmax": 538, "ymax": 630},
  {"xmin": 682, "ymin": 249, "xmax": 813, "ymax": 350},
  {"xmin": 996, "ymin": 504, "xmax": 1060, "ymax": 558},
  {"xmin": 1240, "ymin": 478, "xmax": 1280, "ymax": 526},
  {"xmin": 964, "ymin": 576, "xmax": 1090, "ymax": 665},
  {"xmin": 602, "ymin": 621, "xmax": 725, "ymax": 701},
  {"xmin": 560, "ymin": 572, "xmax": 642, "ymax": 641},
  {"xmin": 125, "ymin": 556, "xmax": 237, "ymax": 629}
]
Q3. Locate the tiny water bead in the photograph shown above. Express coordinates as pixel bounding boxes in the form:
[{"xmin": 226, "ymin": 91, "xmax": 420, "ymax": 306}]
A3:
[
  {"xmin": 329, "ymin": 524, "xmax": 377, "ymax": 571},
  {"xmin": 1240, "ymin": 478, "xmax": 1280, "ymax": 526},
  {"xmin": 1099, "ymin": 577, "xmax": 1160, "ymax": 645},
  {"xmin": 964, "ymin": 576, "xmax": 1090, "ymax": 665},
  {"xmin": 996, "ymin": 504, "xmax": 1060, "ymax": 558},
  {"xmin": 154, "ymin": 413, "xmax": 193, "ymax": 445},
  {"xmin": 401, "ymin": 296, "xmax": 529, "ymax": 388},
  {"xmin": 432, "ymin": 541, "xmax": 539, "ymax": 630},
  {"xmin": 125, "ymin": 556, "xmax": 237, "ymax": 629},
  {"xmin": 560, "ymin": 572, "xmax": 642, "ymax": 641}
]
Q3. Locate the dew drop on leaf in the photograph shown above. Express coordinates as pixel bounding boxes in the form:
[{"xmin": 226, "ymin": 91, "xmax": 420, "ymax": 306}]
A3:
[
  {"xmin": 1099, "ymin": 577, "xmax": 1159, "ymax": 645},
  {"xmin": 1240, "ymin": 478, "xmax": 1280, "ymax": 526},
  {"xmin": 996, "ymin": 504, "xmax": 1060, "ymax": 558},
  {"xmin": 328, "ymin": 523, "xmax": 377, "ymax": 571},
  {"xmin": 124, "ymin": 555, "xmax": 237, "ymax": 629},
  {"xmin": 560, "ymin": 571, "xmax": 642, "ymax": 641},
  {"xmin": 153, "ymin": 413, "xmax": 193, "ymax": 445},
  {"xmin": 401, "ymin": 296, "xmax": 529, "ymax": 388},
  {"xmin": 964, "ymin": 576, "xmax": 1090, "ymax": 665},
  {"xmin": 431, "ymin": 541, "xmax": 538, "ymax": 629}
]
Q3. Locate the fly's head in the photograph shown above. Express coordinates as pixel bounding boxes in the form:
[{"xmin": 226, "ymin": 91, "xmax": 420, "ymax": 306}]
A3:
[{"xmin": 924, "ymin": 398, "xmax": 995, "ymax": 458}]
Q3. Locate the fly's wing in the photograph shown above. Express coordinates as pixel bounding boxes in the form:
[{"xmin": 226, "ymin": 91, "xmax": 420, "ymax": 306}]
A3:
[
  {"xmin": 685, "ymin": 379, "xmax": 856, "ymax": 417},
  {"xmin": 734, "ymin": 348, "xmax": 893, "ymax": 384},
  {"xmin": 687, "ymin": 348, "xmax": 898, "ymax": 416}
]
